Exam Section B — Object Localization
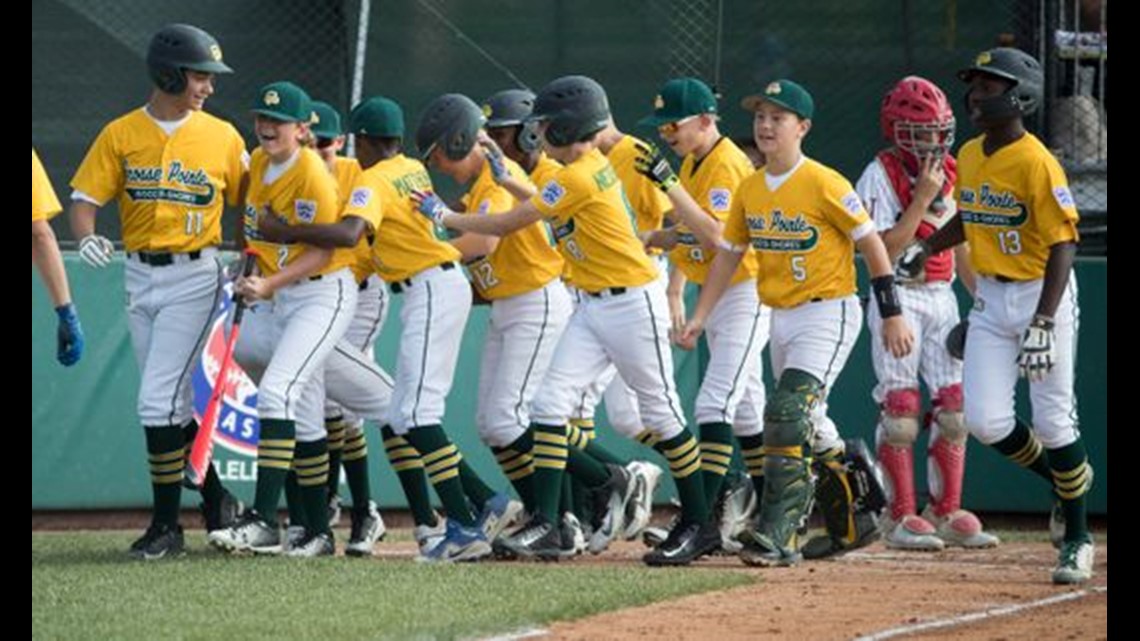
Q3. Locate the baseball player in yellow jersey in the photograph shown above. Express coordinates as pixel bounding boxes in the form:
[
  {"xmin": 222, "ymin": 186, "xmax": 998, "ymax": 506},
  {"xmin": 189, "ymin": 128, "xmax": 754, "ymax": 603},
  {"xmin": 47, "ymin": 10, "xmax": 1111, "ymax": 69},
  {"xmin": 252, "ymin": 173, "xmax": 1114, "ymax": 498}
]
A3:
[
  {"xmin": 32, "ymin": 148, "xmax": 84, "ymax": 366},
  {"xmin": 252, "ymin": 95, "xmax": 497, "ymax": 563},
  {"xmin": 639, "ymin": 78, "xmax": 768, "ymax": 546},
  {"xmin": 416, "ymin": 92, "xmax": 569, "ymax": 548},
  {"xmin": 68, "ymin": 24, "xmax": 245, "ymax": 560},
  {"xmin": 268, "ymin": 99, "xmax": 387, "ymax": 556},
  {"xmin": 856, "ymin": 77, "xmax": 998, "ymax": 552},
  {"xmin": 416, "ymin": 75, "xmax": 719, "ymax": 566},
  {"xmin": 897, "ymin": 48, "xmax": 1095, "ymax": 584},
  {"xmin": 206, "ymin": 81, "xmax": 357, "ymax": 558},
  {"xmin": 651, "ymin": 79, "xmax": 914, "ymax": 567}
]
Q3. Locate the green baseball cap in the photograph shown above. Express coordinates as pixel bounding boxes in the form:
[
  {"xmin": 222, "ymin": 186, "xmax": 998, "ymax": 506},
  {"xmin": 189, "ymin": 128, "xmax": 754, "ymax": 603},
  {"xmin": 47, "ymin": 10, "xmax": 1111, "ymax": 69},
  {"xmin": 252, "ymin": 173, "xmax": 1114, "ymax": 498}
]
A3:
[
  {"xmin": 740, "ymin": 79, "xmax": 814, "ymax": 120},
  {"xmin": 310, "ymin": 101, "xmax": 344, "ymax": 139},
  {"xmin": 348, "ymin": 96, "xmax": 405, "ymax": 138},
  {"xmin": 251, "ymin": 81, "xmax": 314, "ymax": 123},
  {"xmin": 638, "ymin": 77, "xmax": 718, "ymax": 127}
]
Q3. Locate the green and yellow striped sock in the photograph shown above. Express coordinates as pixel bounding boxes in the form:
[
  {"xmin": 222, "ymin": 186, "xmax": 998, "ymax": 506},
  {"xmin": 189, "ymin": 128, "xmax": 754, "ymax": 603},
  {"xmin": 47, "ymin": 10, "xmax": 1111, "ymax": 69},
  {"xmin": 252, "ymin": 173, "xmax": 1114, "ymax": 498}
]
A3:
[
  {"xmin": 493, "ymin": 432, "xmax": 535, "ymax": 512},
  {"xmin": 699, "ymin": 422, "xmax": 734, "ymax": 505},
  {"xmin": 325, "ymin": 416, "xmax": 347, "ymax": 498},
  {"xmin": 532, "ymin": 423, "xmax": 569, "ymax": 522},
  {"xmin": 1049, "ymin": 440, "xmax": 1093, "ymax": 542},
  {"xmin": 145, "ymin": 426, "xmax": 185, "ymax": 527},
  {"xmin": 341, "ymin": 424, "xmax": 372, "ymax": 511},
  {"xmin": 405, "ymin": 426, "xmax": 476, "ymax": 526},
  {"xmin": 739, "ymin": 433, "xmax": 766, "ymax": 498},
  {"xmin": 655, "ymin": 431, "xmax": 709, "ymax": 523},
  {"xmin": 295, "ymin": 439, "xmax": 331, "ymax": 535},
  {"xmin": 380, "ymin": 425, "xmax": 437, "ymax": 527},
  {"xmin": 254, "ymin": 419, "xmax": 296, "ymax": 526},
  {"xmin": 991, "ymin": 419, "xmax": 1052, "ymax": 482}
]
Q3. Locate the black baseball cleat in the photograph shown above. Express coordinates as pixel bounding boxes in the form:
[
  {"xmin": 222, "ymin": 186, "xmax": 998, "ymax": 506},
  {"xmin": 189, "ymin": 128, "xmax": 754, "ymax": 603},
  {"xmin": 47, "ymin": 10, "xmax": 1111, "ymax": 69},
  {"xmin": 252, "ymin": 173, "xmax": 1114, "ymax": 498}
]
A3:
[
  {"xmin": 200, "ymin": 488, "xmax": 243, "ymax": 533},
  {"xmin": 492, "ymin": 514, "xmax": 562, "ymax": 561},
  {"xmin": 643, "ymin": 520, "xmax": 721, "ymax": 566},
  {"xmin": 128, "ymin": 523, "xmax": 186, "ymax": 560}
]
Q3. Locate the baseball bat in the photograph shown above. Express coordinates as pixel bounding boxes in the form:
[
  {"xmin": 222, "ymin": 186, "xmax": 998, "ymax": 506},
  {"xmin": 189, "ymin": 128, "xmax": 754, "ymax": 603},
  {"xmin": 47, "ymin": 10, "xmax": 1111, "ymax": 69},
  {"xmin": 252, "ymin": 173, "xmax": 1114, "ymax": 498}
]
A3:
[{"xmin": 185, "ymin": 249, "xmax": 258, "ymax": 488}]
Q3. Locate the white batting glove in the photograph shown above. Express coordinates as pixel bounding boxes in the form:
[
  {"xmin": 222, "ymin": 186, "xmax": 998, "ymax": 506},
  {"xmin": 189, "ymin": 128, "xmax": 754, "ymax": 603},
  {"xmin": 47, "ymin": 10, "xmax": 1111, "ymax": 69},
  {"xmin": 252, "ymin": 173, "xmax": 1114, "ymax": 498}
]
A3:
[
  {"xmin": 1018, "ymin": 315, "xmax": 1055, "ymax": 382},
  {"xmin": 78, "ymin": 234, "xmax": 115, "ymax": 268},
  {"xmin": 895, "ymin": 240, "xmax": 929, "ymax": 284}
]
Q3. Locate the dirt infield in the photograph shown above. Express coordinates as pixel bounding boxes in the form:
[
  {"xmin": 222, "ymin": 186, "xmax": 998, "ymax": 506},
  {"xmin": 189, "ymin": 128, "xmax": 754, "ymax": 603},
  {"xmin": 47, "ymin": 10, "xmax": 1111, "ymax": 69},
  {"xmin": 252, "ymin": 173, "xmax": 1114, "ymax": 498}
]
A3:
[{"xmin": 33, "ymin": 512, "xmax": 1107, "ymax": 640}]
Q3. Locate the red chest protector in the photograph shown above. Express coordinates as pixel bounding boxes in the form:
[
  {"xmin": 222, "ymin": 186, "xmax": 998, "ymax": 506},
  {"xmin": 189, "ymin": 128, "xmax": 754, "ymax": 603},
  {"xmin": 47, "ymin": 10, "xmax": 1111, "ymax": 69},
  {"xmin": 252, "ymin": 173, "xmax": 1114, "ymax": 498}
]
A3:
[{"xmin": 877, "ymin": 150, "xmax": 957, "ymax": 283}]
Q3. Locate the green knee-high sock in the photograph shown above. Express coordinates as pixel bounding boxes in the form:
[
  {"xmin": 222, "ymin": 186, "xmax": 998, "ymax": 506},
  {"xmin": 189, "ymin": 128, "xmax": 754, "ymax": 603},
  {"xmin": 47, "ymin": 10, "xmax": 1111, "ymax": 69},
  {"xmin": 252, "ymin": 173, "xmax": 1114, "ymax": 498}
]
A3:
[
  {"xmin": 493, "ymin": 432, "xmax": 536, "ymax": 512},
  {"xmin": 990, "ymin": 419, "xmax": 1053, "ymax": 482},
  {"xmin": 655, "ymin": 431, "xmax": 709, "ymax": 524},
  {"xmin": 459, "ymin": 459, "xmax": 497, "ymax": 509},
  {"xmin": 284, "ymin": 470, "xmax": 307, "ymax": 528},
  {"xmin": 145, "ymin": 426, "xmax": 186, "ymax": 527},
  {"xmin": 560, "ymin": 474, "xmax": 574, "ymax": 517},
  {"xmin": 404, "ymin": 426, "xmax": 477, "ymax": 526},
  {"xmin": 699, "ymin": 422, "xmax": 735, "ymax": 505},
  {"xmin": 381, "ymin": 425, "xmax": 438, "ymax": 527},
  {"xmin": 325, "ymin": 416, "xmax": 347, "ymax": 500},
  {"xmin": 341, "ymin": 424, "xmax": 372, "ymax": 512},
  {"xmin": 181, "ymin": 420, "xmax": 225, "ymax": 505},
  {"xmin": 532, "ymin": 423, "xmax": 569, "ymax": 522},
  {"xmin": 739, "ymin": 433, "xmax": 766, "ymax": 499},
  {"xmin": 568, "ymin": 419, "xmax": 625, "ymax": 466},
  {"xmin": 254, "ymin": 419, "xmax": 296, "ymax": 526},
  {"xmin": 294, "ymin": 439, "xmax": 330, "ymax": 535},
  {"xmin": 1048, "ymin": 439, "xmax": 1093, "ymax": 542}
]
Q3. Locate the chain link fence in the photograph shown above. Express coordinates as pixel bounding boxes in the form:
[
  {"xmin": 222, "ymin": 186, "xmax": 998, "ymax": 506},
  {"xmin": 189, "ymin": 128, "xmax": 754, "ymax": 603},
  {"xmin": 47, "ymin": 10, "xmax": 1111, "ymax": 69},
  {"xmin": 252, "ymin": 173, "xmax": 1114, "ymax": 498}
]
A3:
[{"xmin": 33, "ymin": 0, "xmax": 1105, "ymax": 254}]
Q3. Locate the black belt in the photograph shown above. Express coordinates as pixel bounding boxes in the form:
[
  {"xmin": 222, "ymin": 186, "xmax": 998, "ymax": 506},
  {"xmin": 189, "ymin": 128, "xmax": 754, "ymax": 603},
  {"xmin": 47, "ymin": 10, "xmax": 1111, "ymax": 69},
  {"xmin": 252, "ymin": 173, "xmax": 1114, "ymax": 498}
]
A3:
[
  {"xmin": 308, "ymin": 274, "xmax": 324, "ymax": 282},
  {"xmin": 390, "ymin": 261, "xmax": 457, "ymax": 294},
  {"xmin": 585, "ymin": 287, "xmax": 627, "ymax": 298},
  {"xmin": 131, "ymin": 249, "xmax": 203, "ymax": 266},
  {"xmin": 358, "ymin": 279, "xmax": 370, "ymax": 292},
  {"xmin": 993, "ymin": 275, "xmax": 1016, "ymax": 283}
]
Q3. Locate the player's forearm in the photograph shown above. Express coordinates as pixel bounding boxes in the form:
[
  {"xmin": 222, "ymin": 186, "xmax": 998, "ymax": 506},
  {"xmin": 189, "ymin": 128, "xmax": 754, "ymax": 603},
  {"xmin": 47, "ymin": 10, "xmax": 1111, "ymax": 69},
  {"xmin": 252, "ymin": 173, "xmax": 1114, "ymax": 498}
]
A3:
[
  {"xmin": 500, "ymin": 175, "xmax": 537, "ymax": 202},
  {"xmin": 32, "ymin": 221, "xmax": 73, "ymax": 307},
  {"xmin": 856, "ymin": 232, "xmax": 896, "ymax": 279},
  {"xmin": 441, "ymin": 205, "xmax": 538, "ymax": 237},
  {"xmin": 284, "ymin": 219, "xmax": 366, "ymax": 249},
  {"xmin": 666, "ymin": 263, "xmax": 687, "ymax": 299},
  {"xmin": 691, "ymin": 250, "xmax": 740, "ymax": 325},
  {"xmin": 663, "ymin": 186, "xmax": 724, "ymax": 250},
  {"xmin": 266, "ymin": 247, "xmax": 332, "ymax": 290},
  {"xmin": 1035, "ymin": 241, "xmax": 1077, "ymax": 319},
  {"xmin": 881, "ymin": 198, "xmax": 931, "ymax": 261},
  {"xmin": 953, "ymin": 244, "xmax": 977, "ymax": 297},
  {"xmin": 922, "ymin": 214, "xmax": 965, "ymax": 254},
  {"xmin": 68, "ymin": 201, "xmax": 98, "ymax": 240}
]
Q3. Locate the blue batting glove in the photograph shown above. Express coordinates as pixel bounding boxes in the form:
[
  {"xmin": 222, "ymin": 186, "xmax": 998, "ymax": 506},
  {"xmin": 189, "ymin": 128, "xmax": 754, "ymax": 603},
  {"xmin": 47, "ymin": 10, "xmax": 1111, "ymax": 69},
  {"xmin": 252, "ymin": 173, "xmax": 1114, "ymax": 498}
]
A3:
[
  {"xmin": 412, "ymin": 190, "xmax": 451, "ymax": 226},
  {"xmin": 55, "ymin": 303, "xmax": 85, "ymax": 367}
]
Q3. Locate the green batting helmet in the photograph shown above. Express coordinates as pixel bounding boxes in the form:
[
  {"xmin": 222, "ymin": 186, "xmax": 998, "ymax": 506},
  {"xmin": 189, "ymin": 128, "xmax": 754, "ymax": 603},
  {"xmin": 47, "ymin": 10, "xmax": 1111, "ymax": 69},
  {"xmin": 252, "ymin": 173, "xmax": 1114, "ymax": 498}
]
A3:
[
  {"xmin": 530, "ymin": 75, "xmax": 611, "ymax": 147},
  {"xmin": 415, "ymin": 93, "xmax": 486, "ymax": 161},
  {"xmin": 147, "ymin": 24, "xmax": 233, "ymax": 95}
]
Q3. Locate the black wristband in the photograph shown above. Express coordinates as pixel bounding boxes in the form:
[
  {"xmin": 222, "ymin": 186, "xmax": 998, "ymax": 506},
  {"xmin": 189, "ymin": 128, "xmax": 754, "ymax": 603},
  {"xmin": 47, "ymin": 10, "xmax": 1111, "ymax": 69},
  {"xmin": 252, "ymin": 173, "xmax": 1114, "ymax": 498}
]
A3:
[{"xmin": 872, "ymin": 275, "xmax": 903, "ymax": 319}]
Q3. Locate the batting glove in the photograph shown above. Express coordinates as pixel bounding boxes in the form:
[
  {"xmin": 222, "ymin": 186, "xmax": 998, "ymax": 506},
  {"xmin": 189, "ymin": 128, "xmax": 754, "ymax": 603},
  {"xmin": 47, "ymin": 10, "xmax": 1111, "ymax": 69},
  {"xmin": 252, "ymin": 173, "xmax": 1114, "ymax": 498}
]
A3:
[
  {"xmin": 1018, "ymin": 315, "xmax": 1055, "ymax": 382},
  {"xmin": 633, "ymin": 142, "xmax": 679, "ymax": 193},
  {"xmin": 55, "ymin": 303, "xmax": 85, "ymax": 367},
  {"xmin": 78, "ymin": 234, "xmax": 115, "ymax": 269},
  {"xmin": 483, "ymin": 145, "xmax": 511, "ymax": 184},
  {"xmin": 895, "ymin": 240, "xmax": 929, "ymax": 283},
  {"xmin": 411, "ymin": 190, "xmax": 451, "ymax": 226},
  {"xmin": 945, "ymin": 319, "xmax": 968, "ymax": 360}
]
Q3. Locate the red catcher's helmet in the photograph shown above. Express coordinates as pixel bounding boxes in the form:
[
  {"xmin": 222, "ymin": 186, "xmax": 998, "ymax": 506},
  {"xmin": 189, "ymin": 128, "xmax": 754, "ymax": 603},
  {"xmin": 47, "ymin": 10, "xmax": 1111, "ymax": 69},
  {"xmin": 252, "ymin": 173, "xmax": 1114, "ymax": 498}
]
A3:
[{"xmin": 880, "ymin": 76, "xmax": 956, "ymax": 159}]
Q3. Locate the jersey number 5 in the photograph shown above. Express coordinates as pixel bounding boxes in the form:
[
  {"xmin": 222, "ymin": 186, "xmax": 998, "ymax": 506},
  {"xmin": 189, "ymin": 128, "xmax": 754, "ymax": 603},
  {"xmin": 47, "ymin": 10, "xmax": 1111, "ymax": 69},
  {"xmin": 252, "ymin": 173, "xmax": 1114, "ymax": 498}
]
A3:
[{"xmin": 791, "ymin": 256, "xmax": 807, "ymax": 282}]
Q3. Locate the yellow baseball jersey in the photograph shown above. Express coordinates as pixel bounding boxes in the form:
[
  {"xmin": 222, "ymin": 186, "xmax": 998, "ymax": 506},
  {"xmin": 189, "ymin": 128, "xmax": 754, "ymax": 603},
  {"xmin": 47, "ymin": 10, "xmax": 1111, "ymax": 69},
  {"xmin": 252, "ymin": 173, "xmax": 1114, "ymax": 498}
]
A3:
[
  {"xmin": 606, "ymin": 135, "xmax": 672, "ymax": 236},
  {"xmin": 724, "ymin": 158, "xmax": 873, "ymax": 309},
  {"xmin": 529, "ymin": 152, "xmax": 563, "ymax": 189},
  {"xmin": 461, "ymin": 158, "xmax": 562, "ymax": 300},
  {"xmin": 330, "ymin": 156, "xmax": 374, "ymax": 283},
  {"xmin": 341, "ymin": 154, "xmax": 462, "ymax": 283},
  {"xmin": 955, "ymin": 133, "xmax": 1080, "ymax": 281},
  {"xmin": 70, "ymin": 108, "xmax": 246, "ymax": 252},
  {"xmin": 32, "ymin": 149, "xmax": 62, "ymax": 222},
  {"xmin": 243, "ymin": 147, "xmax": 353, "ymax": 277},
  {"xmin": 529, "ymin": 148, "xmax": 658, "ymax": 292},
  {"xmin": 672, "ymin": 137, "xmax": 759, "ymax": 285}
]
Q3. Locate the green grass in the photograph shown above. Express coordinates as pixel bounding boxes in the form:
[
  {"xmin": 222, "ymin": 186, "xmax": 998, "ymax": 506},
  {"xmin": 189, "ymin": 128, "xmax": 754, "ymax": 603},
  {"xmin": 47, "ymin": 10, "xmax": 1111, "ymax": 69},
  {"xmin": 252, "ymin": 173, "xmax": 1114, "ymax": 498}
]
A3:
[{"xmin": 33, "ymin": 531, "xmax": 755, "ymax": 641}]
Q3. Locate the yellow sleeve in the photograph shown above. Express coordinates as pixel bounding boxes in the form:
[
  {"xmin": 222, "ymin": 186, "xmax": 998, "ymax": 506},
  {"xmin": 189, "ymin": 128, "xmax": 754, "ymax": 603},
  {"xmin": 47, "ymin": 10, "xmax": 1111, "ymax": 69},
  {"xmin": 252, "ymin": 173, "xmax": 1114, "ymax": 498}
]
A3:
[
  {"xmin": 32, "ymin": 149, "xmax": 62, "ymax": 222},
  {"xmin": 723, "ymin": 187, "xmax": 750, "ymax": 247},
  {"xmin": 299, "ymin": 166, "xmax": 341, "ymax": 226},
  {"xmin": 698, "ymin": 163, "xmax": 744, "ymax": 223},
  {"xmin": 70, "ymin": 125, "xmax": 125, "ymax": 206},
  {"xmin": 529, "ymin": 168, "xmax": 583, "ymax": 220},
  {"xmin": 1031, "ymin": 155, "xmax": 1080, "ymax": 246},
  {"xmin": 819, "ymin": 172, "xmax": 871, "ymax": 236},
  {"xmin": 341, "ymin": 171, "xmax": 384, "ymax": 231},
  {"xmin": 223, "ymin": 126, "xmax": 249, "ymax": 207}
]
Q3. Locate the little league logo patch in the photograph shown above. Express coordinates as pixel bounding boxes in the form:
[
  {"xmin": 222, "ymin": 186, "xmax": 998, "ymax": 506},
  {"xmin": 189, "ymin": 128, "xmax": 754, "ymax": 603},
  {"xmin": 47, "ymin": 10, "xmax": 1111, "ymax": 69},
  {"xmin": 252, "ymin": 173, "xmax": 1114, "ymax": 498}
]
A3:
[
  {"xmin": 1053, "ymin": 186, "xmax": 1075, "ymax": 208},
  {"xmin": 541, "ymin": 180, "xmax": 566, "ymax": 207},
  {"xmin": 295, "ymin": 199, "xmax": 317, "ymax": 223},
  {"xmin": 349, "ymin": 187, "xmax": 372, "ymax": 208},
  {"xmin": 841, "ymin": 191, "xmax": 864, "ymax": 217},
  {"xmin": 709, "ymin": 188, "xmax": 731, "ymax": 212},
  {"xmin": 192, "ymin": 281, "xmax": 259, "ymax": 457}
]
